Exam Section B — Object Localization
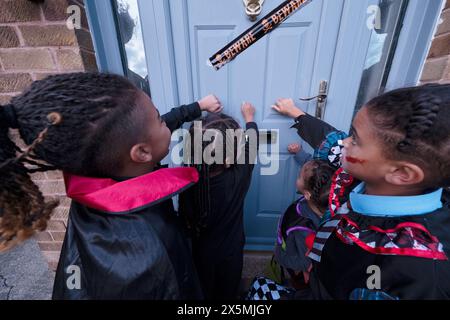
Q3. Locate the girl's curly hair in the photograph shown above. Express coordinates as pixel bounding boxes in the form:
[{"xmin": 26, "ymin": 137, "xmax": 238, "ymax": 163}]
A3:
[{"xmin": 0, "ymin": 72, "xmax": 142, "ymax": 251}]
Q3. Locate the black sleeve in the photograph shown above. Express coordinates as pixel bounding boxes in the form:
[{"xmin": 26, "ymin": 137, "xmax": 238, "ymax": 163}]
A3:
[
  {"xmin": 291, "ymin": 113, "xmax": 338, "ymax": 149},
  {"xmin": 161, "ymin": 102, "xmax": 202, "ymax": 133},
  {"xmin": 245, "ymin": 122, "xmax": 259, "ymax": 165}
]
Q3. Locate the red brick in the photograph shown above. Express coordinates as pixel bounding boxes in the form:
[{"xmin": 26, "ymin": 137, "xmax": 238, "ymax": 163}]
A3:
[
  {"xmin": 445, "ymin": 58, "xmax": 450, "ymax": 81},
  {"xmin": 437, "ymin": 9, "xmax": 450, "ymax": 36},
  {"xmin": 0, "ymin": 27, "xmax": 20, "ymax": 48},
  {"xmin": 34, "ymin": 231, "xmax": 53, "ymax": 242},
  {"xmin": 0, "ymin": 49, "xmax": 56, "ymax": 71},
  {"xmin": 0, "ymin": 0, "xmax": 42, "ymax": 23},
  {"xmin": 50, "ymin": 231, "xmax": 66, "ymax": 242},
  {"xmin": 20, "ymin": 25, "xmax": 78, "ymax": 47},
  {"xmin": 56, "ymin": 49, "xmax": 84, "ymax": 70},
  {"xmin": 36, "ymin": 180, "xmax": 66, "ymax": 196},
  {"xmin": 46, "ymin": 170, "xmax": 63, "ymax": 180},
  {"xmin": 33, "ymin": 73, "xmax": 57, "ymax": 81},
  {"xmin": 428, "ymin": 33, "xmax": 450, "ymax": 58},
  {"xmin": 51, "ymin": 206, "xmax": 70, "ymax": 221},
  {"xmin": 420, "ymin": 56, "xmax": 448, "ymax": 81},
  {"xmin": 46, "ymin": 220, "xmax": 67, "ymax": 231},
  {"xmin": 74, "ymin": 29, "xmax": 94, "ymax": 51},
  {"xmin": 30, "ymin": 172, "xmax": 47, "ymax": 181},
  {"xmin": 42, "ymin": 0, "xmax": 70, "ymax": 21},
  {"xmin": 38, "ymin": 241, "xmax": 63, "ymax": 252},
  {"xmin": 80, "ymin": 48, "xmax": 98, "ymax": 72},
  {"xmin": 0, "ymin": 73, "xmax": 33, "ymax": 93}
]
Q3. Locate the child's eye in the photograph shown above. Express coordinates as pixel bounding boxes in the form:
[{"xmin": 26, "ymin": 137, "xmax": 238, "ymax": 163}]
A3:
[{"xmin": 351, "ymin": 134, "xmax": 357, "ymax": 146}]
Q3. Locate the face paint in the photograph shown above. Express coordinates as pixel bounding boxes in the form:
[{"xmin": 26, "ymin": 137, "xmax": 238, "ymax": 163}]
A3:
[
  {"xmin": 345, "ymin": 156, "xmax": 366, "ymax": 164},
  {"xmin": 208, "ymin": 0, "xmax": 313, "ymax": 70}
]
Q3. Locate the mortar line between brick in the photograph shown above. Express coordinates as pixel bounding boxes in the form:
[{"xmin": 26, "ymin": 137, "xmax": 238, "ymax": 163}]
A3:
[
  {"xmin": 0, "ymin": 92, "xmax": 22, "ymax": 96},
  {"xmin": 39, "ymin": 4, "xmax": 46, "ymax": 22},
  {"xmin": 0, "ymin": 21, "xmax": 70, "ymax": 27},
  {"xmin": 13, "ymin": 25, "xmax": 25, "ymax": 47},
  {"xmin": 0, "ymin": 46, "xmax": 85, "ymax": 51},
  {"xmin": 48, "ymin": 48, "xmax": 61, "ymax": 72},
  {"xmin": 433, "ymin": 32, "xmax": 450, "ymax": 40},
  {"xmin": 425, "ymin": 55, "xmax": 450, "ymax": 63},
  {"xmin": 1, "ymin": 68, "xmax": 58, "ymax": 73}
]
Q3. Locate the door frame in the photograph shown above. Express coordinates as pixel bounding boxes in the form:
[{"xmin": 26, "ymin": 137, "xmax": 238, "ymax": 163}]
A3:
[{"xmin": 85, "ymin": 0, "xmax": 444, "ymax": 130}]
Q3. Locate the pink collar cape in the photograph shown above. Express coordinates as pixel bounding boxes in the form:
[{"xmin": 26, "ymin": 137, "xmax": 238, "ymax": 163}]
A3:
[{"xmin": 64, "ymin": 167, "xmax": 199, "ymax": 214}]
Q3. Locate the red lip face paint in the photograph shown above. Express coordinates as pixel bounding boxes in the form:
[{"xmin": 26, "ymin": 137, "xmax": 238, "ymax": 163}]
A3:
[{"xmin": 345, "ymin": 156, "xmax": 365, "ymax": 164}]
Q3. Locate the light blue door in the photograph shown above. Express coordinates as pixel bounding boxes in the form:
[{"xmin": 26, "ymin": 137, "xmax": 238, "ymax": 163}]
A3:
[{"xmin": 138, "ymin": 0, "xmax": 368, "ymax": 250}]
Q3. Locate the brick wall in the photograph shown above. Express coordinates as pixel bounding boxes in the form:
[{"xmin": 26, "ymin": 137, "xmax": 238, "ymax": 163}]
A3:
[
  {"xmin": 0, "ymin": 0, "xmax": 97, "ymax": 270},
  {"xmin": 420, "ymin": 0, "xmax": 450, "ymax": 84}
]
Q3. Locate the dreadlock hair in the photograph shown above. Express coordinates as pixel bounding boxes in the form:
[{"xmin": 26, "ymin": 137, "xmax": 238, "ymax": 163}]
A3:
[
  {"xmin": 183, "ymin": 113, "xmax": 245, "ymax": 235},
  {"xmin": 0, "ymin": 72, "xmax": 145, "ymax": 251},
  {"xmin": 365, "ymin": 83, "xmax": 450, "ymax": 189},
  {"xmin": 303, "ymin": 160, "xmax": 336, "ymax": 213}
]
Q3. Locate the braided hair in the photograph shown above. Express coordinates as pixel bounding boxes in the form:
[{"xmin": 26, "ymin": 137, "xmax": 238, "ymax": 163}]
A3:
[
  {"xmin": 366, "ymin": 83, "xmax": 450, "ymax": 188},
  {"xmin": 182, "ymin": 113, "xmax": 244, "ymax": 236},
  {"xmin": 303, "ymin": 160, "xmax": 336, "ymax": 213},
  {"xmin": 0, "ymin": 72, "xmax": 143, "ymax": 250}
]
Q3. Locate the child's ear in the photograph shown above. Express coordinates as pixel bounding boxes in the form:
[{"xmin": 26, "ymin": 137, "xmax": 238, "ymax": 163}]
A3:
[
  {"xmin": 385, "ymin": 162, "xmax": 425, "ymax": 186},
  {"xmin": 130, "ymin": 143, "xmax": 153, "ymax": 163},
  {"xmin": 304, "ymin": 191, "xmax": 312, "ymax": 201}
]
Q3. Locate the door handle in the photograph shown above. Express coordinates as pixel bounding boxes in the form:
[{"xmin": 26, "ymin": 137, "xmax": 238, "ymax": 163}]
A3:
[
  {"xmin": 300, "ymin": 80, "xmax": 328, "ymax": 120},
  {"xmin": 243, "ymin": 0, "xmax": 265, "ymax": 21}
]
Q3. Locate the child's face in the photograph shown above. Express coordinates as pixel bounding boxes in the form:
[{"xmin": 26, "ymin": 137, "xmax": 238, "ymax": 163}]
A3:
[
  {"xmin": 341, "ymin": 107, "xmax": 392, "ymax": 184},
  {"xmin": 139, "ymin": 92, "xmax": 172, "ymax": 164}
]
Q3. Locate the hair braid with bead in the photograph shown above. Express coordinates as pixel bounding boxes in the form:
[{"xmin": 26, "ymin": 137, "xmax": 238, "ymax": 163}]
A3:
[{"xmin": 0, "ymin": 72, "xmax": 143, "ymax": 250}]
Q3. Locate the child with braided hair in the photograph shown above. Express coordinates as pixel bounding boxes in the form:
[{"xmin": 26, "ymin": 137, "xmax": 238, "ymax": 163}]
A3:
[
  {"xmin": 272, "ymin": 83, "xmax": 450, "ymax": 299},
  {"xmin": 0, "ymin": 72, "xmax": 223, "ymax": 299},
  {"xmin": 247, "ymin": 144, "xmax": 336, "ymax": 301},
  {"xmin": 272, "ymin": 155, "xmax": 335, "ymax": 290},
  {"xmin": 179, "ymin": 103, "xmax": 259, "ymax": 300}
]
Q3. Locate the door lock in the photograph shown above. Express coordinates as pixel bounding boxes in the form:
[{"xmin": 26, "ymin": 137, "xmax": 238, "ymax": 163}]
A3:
[{"xmin": 243, "ymin": 0, "xmax": 265, "ymax": 21}]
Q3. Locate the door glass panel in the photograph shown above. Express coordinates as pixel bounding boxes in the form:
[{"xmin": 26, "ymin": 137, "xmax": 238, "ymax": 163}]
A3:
[
  {"xmin": 353, "ymin": 0, "xmax": 409, "ymax": 115},
  {"xmin": 113, "ymin": 0, "xmax": 150, "ymax": 96}
]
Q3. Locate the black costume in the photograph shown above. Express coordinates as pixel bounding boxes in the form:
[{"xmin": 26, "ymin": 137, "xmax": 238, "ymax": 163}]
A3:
[
  {"xmin": 179, "ymin": 122, "xmax": 259, "ymax": 300},
  {"xmin": 292, "ymin": 114, "xmax": 450, "ymax": 300},
  {"xmin": 53, "ymin": 103, "xmax": 203, "ymax": 300}
]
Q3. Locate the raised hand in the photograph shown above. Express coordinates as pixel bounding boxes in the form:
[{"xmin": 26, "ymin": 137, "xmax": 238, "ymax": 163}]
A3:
[
  {"xmin": 271, "ymin": 98, "xmax": 305, "ymax": 119},
  {"xmin": 241, "ymin": 102, "xmax": 256, "ymax": 123},
  {"xmin": 287, "ymin": 143, "xmax": 301, "ymax": 154},
  {"xmin": 198, "ymin": 94, "xmax": 223, "ymax": 113}
]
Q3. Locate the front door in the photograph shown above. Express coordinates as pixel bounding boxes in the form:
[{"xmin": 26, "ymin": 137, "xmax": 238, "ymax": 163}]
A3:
[{"xmin": 138, "ymin": 0, "xmax": 378, "ymax": 250}]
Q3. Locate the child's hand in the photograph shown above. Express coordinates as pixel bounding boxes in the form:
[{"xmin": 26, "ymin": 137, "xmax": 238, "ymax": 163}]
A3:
[
  {"xmin": 271, "ymin": 98, "xmax": 305, "ymax": 119},
  {"xmin": 198, "ymin": 94, "xmax": 223, "ymax": 113},
  {"xmin": 241, "ymin": 102, "xmax": 256, "ymax": 123},
  {"xmin": 287, "ymin": 143, "xmax": 301, "ymax": 154},
  {"xmin": 303, "ymin": 263, "xmax": 313, "ymax": 284}
]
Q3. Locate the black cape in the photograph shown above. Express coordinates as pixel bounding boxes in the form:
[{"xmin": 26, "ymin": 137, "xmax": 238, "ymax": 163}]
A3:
[{"xmin": 53, "ymin": 102, "xmax": 204, "ymax": 300}]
